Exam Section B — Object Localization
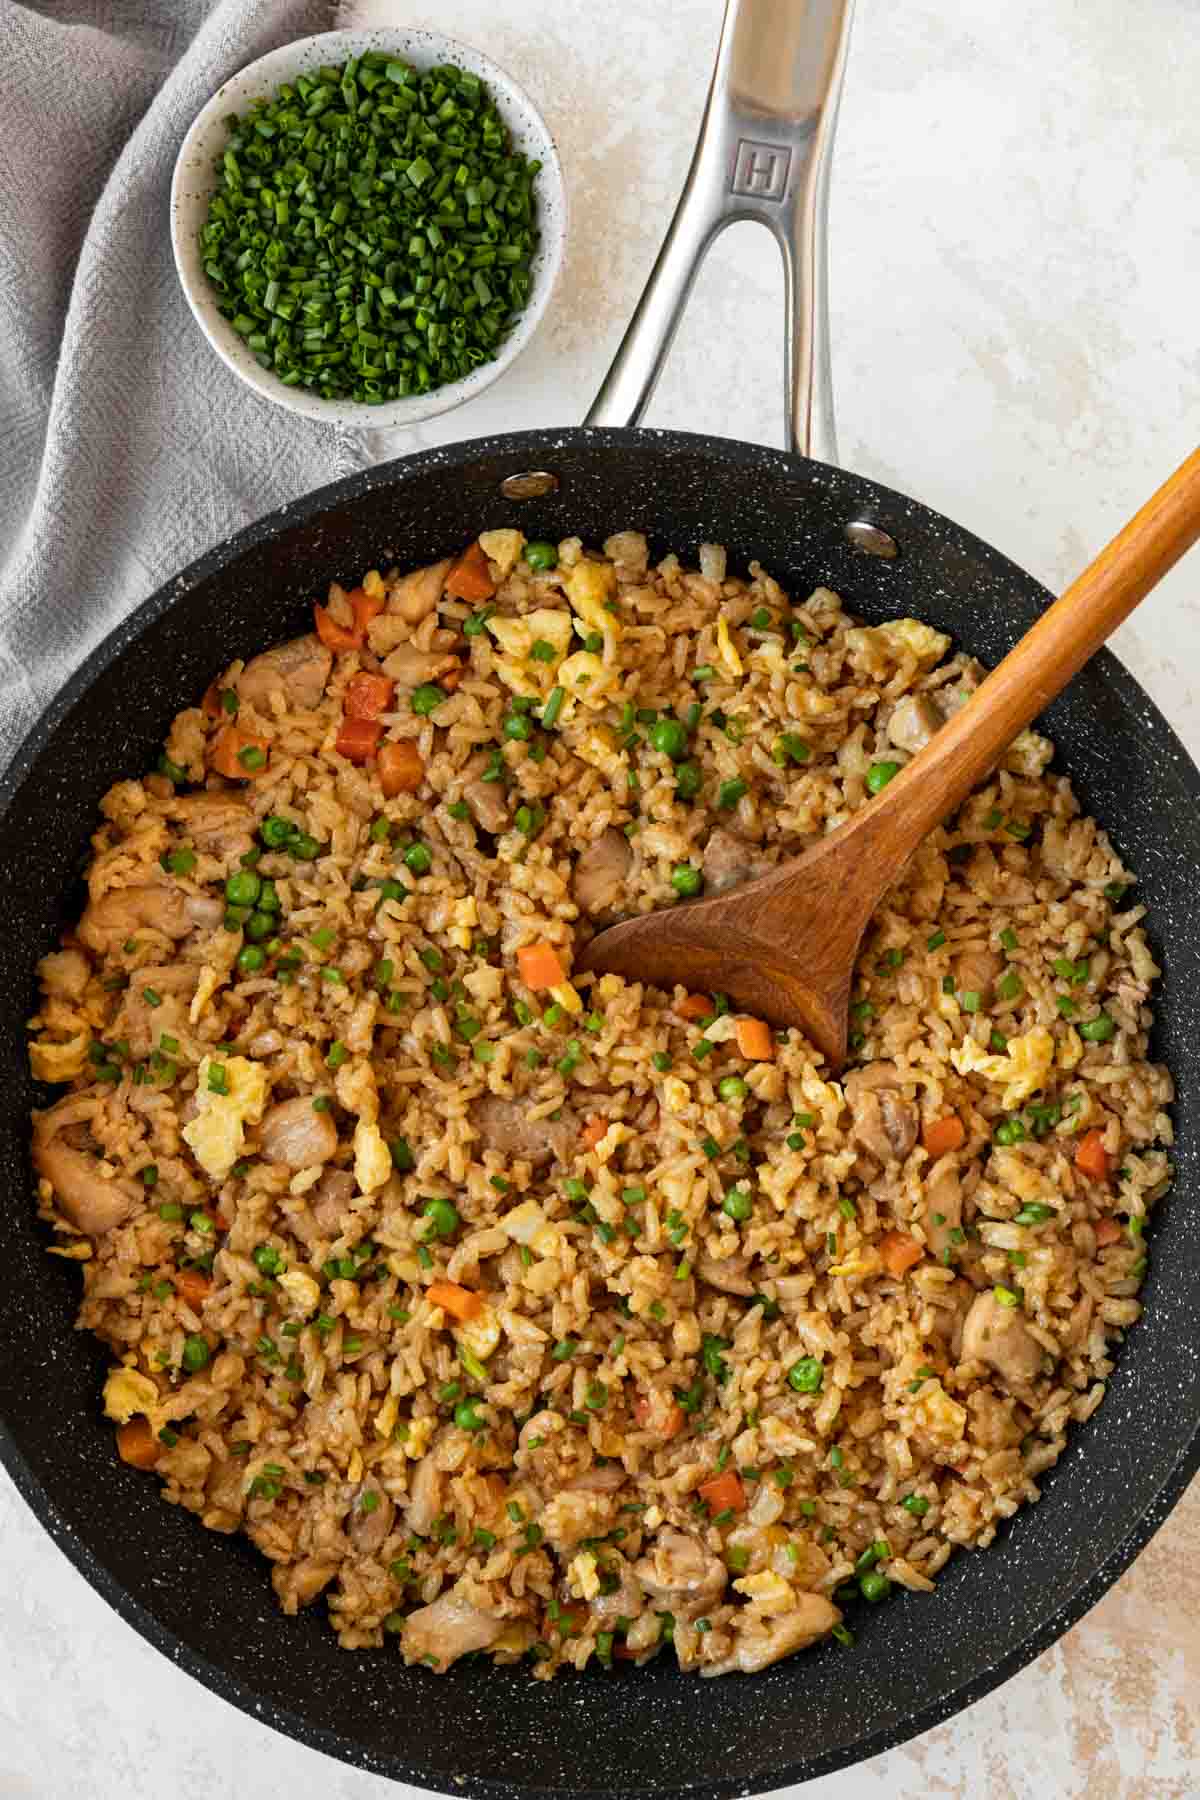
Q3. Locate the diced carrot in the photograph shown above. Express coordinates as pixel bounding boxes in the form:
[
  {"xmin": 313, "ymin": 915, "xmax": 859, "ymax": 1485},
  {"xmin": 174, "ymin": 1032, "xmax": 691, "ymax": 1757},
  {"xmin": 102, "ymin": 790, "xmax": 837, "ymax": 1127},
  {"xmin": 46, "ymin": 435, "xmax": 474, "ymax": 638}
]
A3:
[
  {"xmin": 697, "ymin": 1469, "xmax": 746, "ymax": 1515},
  {"xmin": 209, "ymin": 724, "xmax": 270, "ymax": 780},
  {"xmin": 344, "ymin": 672, "xmax": 396, "ymax": 721},
  {"xmin": 1095, "ymin": 1217, "xmax": 1123, "ymax": 1246},
  {"xmin": 313, "ymin": 602, "xmax": 363, "ymax": 652},
  {"xmin": 349, "ymin": 585, "xmax": 385, "ymax": 637},
  {"xmin": 634, "ymin": 1394, "xmax": 684, "ymax": 1441},
  {"xmin": 581, "ymin": 1116, "xmax": 608, "ymax": 1150},
  {"xmin": 675, "ymin": 992, "xmax": 712, "ymax": 1021},
  {"xmin": 116, "ymin": 1417, "xmax": 160, "ymax": 1470},
  {"xmin": 213, "ymin": 1211, "xmax": 230, "ymax": 1232},
  {"xmin": 613, "ymin": 1641, "xmax": 641, "ymax": 1662},
  {"xmin": 445, "ymin": 540, "xmax": 498, "ymax": 603},
  {"xmin": 378, "ymin": 739, "xmax": 425, "ymax": 797},
  {"xmin": 1075, "ymin": 1129, "xmax": 1110, "ymax": 1182},
  {"xmin": 175, "ymin": 1269, "xmax": 212, "ymax": 1309},
  {"xmin": 427, "ymin": 1280, "xmax": 483, "ymax": 1322},
  {"xmin": 879, "ymin": 1229, "xmax": 924, "ymax": 1278},
  {"xmin": 335, "ymin": 716, "xmax": 383, "ymax": 763},
  {"xmin": 516, "ymin": 940, "xmax": 566, "ymax": 990},
  {"xmin": 734, "ymin": 1016, "xmax": 774, "ymax": 1061},
  {"xmin": 921, "ymin": 1114, "xmax": 966, "ymax": 1157}
]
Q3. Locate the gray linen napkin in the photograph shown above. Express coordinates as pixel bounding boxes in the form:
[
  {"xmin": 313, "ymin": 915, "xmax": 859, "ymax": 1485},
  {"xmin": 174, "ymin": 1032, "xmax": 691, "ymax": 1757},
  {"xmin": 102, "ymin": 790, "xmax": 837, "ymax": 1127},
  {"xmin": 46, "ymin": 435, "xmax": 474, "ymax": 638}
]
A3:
[{"xmin": 0, "ymin": 0, "xmax": 373, "ymax": 773}]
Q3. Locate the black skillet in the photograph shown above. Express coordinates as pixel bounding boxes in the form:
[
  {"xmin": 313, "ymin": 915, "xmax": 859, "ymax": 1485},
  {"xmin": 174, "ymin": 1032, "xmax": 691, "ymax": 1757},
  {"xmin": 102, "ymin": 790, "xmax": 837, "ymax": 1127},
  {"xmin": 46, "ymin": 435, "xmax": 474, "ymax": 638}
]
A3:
[{"xmin": 3, "ymin": 1, "xmax": 1198, "ymax": 1793}]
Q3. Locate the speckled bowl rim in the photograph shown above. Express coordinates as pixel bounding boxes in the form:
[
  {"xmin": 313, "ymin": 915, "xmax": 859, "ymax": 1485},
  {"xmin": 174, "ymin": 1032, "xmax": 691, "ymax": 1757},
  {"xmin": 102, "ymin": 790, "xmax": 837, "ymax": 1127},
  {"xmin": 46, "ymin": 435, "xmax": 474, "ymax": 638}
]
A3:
[
  {"xmin": 2, "ymin": 426, "xmax": 1200, "ymax": 1798},
  {"xmin": 170, "ymin": 28, "xmax": 566, "ymax": 428}
]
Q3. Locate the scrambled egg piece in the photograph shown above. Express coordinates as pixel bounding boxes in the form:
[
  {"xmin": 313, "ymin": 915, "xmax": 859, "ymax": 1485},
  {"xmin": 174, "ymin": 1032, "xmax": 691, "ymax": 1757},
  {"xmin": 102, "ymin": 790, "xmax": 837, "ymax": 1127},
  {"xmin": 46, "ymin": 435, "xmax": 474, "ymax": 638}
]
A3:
[
  {"xmin": 734, "ymin": 1569, "xmax": 794, "ymax": 1614},
  {"xmin": 499, "ymin": 1199, "xmax": 562, "ymax": 1258},
  {"xmin": 182, "ymin": 1055, "xmax": 268, "ymax": 1181},
  {"xmin": 715, "ymin": 615, "xmax": 743, "ymax": 678},
  {"xmin": 478, "ymin": 528, "xmax": 525, "ymax": 577},
  {"xmin": 548, "ymin": 979, "xmax": 583, "ymax": 1015},
  {"xmin": 277, "ymin": 1269, "xmax": 321, "ymax": 1317},
  {"xmin": 486, "ymin": 608, "xmax": 573, "ymax": 696},
  {"xmin": 28, "ymin": 1031, "xmax": 89, "ymax": 1083},
  {"xmin": 846, "ymin": 618, "xmax": 950, "ymax": 668},
  {"xmin": 557, "ymin": 649, "xmax": 616, "ymax": 714},
  {"xmin": 375, "ymin": 1393, "xmax": 400, "ymax": 1439},
  {"xmin": 568, "ymin": 1551, "xmax": 601, "ymax": 1602},
  {"xmin": 455, "ymin": 1302, "xmax": 501, "ymax": 1362},
  {"xmin": 448, "ymin": 894, "xmax": 478, "ymax": 951},
  {"xmin": 103, "ymin": 1366, "xmax": 160, "ymax": 1424},
  {"xmin": 572, "ymin": 723, "xmax": 625, "ymax": 779},
  {"xmin": 189, "ymin": 964, "xmax": 222, "ymax": 1024},
  {"xmin": 911, "ymin": 1380, "xmax": 966, "ymax": 1446},
  {"xmin": 564, "ymin": 559, "xmax": 619, "ymax": 638},
  {"xmin": 354, "ymin": 1117, "xmax": 392, "ymax": 1194},
  {"xmin": 951, "ymin": 1025, "xmax": 1055, "ymax": 1109},
  {"xmin": 661, "ymin": 1076, "xmax": 690, "ymax": 1115}
]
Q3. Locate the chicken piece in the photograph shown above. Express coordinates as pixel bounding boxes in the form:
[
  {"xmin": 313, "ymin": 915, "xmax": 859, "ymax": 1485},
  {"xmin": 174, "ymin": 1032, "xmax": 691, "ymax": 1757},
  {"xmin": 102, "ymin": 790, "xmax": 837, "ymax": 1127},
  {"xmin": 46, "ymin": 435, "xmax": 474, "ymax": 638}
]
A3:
[
  {"xmin": 701, "ymin": 826, "xmax": 768, "ymax": 896},
  {"xmin": 470, "ymin": 1095, "xmax": 578, "ymax": 1171},
  {"xmin": 349, "ymin": 1484, "xmax": 396, "ymax": 1554},
  {"xmin": 961, "ymin": 1289, "xmax": 1045, "ymax": 1387},
  {"xmin": 695, "ymin": 1253, "xmax": 756, "ymax": 1297},
  {"xmin": 844, "ymin": 1062, "xmax": 918, "ymax": 1162},
  {"xmin": 77, "ymin": 882, "xmax": 197, "ymax": 954},
  {"xmin": 541, "ymin": 1487, "xmax": 619, "ymax": 1553},
  {"xmin": 120, "ymin": 963, "xmax": 198, "ymax": 1057},
  {"xmin": 572, "ymin": 827, "xmax": 633, "ymax": 918},
  {"xmin": 924, "ymin": 1161, "xmax": 962, "ymax": 1258},
  {"xmin": 405, "ymin": 1451, "xmax": 445, "ymax": 1536},
  {"xmin": 272, "ymin": 1557, "xmax": 338, "ymax": 1614},
  {"xmin": 515, "ymin": 1412, "xmax": 593, "ymax": 1495},
  {"xmin": 701, "ymin": 1594, "xmax": 841, "ymax": 1675},
  {"xmin": 379, "ymin": 641, "xmax": 459, "ymax": 687},
  {"xmin": 32, "ymin": 1096, "xmax": 142, "ymax": 1236},
  {"xmin": 389, "ymin": 559, "xmax": 452, "ymax": 625},
  {"xmin": 954, "ymin": 947, "xmax": 1003, "ymax": 1001},
  {"xmin": 459, "ymin": 752, "xmax": 510, "ymax": 834},
  {"xmin": 886, "ymin": 692, "xmax": 942, "ymax": 754},
  {"xmin": 168, "ymin": 793, "xmax": 256, "ymax": 858},
  {"xmin": 257, "ymin": 1096, "xmax": 339, "ymax": 1169},
  {"xmin": 401, "ymin": 1578, "xmax": 505, "ymax": 1670},
  {"xmin": 633, "ymin": 1528, "xmax": 727, "ymax": 1614},
  {"xmin": 589, "ymin": 1553, "xmax": 645, "ymax": 1625},
  {"xmin": 237, "ymin": 633, "xmax": 332, "ymax": 713},
  {"xmin": 38, "ymin": 949, "xmax": 91, "ymax": 1002}
]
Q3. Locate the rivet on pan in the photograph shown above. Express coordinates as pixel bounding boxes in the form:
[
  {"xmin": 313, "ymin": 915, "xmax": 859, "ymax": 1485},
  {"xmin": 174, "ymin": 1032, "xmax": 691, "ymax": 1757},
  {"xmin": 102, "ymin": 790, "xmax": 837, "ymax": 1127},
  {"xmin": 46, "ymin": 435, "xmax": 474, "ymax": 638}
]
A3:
[
  {"xmin": 500, "ymin": 470, "xmax": 560, "ymax": 500},
  {"xmin": 844, "ymin": 520, "xmax": 898, "ymax": 559}
]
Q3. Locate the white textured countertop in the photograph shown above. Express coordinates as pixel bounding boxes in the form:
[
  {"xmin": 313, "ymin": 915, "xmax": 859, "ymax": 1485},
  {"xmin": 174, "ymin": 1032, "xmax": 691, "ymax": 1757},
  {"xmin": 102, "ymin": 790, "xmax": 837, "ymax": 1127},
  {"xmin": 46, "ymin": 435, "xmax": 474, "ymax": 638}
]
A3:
[{"xmin": 3, "ymin": 1, "xmax": 1199, "ymax": 1795}]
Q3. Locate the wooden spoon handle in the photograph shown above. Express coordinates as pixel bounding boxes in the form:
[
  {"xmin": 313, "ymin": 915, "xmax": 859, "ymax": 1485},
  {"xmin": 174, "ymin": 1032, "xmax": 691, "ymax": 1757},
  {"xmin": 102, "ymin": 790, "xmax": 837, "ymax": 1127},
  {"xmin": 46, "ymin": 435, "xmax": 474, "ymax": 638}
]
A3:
[{"xmin": 857, "ymin": 445, "xmax": 1200, "ymax": 857}]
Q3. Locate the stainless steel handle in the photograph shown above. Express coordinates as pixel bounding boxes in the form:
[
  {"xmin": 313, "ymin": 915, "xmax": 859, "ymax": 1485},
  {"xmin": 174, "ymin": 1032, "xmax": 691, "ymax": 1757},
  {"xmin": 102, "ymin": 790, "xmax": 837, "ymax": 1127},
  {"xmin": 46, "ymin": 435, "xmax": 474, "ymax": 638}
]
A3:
[{"xmin": 585, "ymin": 0, "xmax": 854, "ymax": 464}]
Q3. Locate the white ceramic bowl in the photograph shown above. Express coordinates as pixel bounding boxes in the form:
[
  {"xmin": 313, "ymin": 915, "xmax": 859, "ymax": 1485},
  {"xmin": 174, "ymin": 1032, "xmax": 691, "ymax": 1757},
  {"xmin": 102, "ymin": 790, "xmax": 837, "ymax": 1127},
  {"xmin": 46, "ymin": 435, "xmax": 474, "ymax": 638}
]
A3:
[{"xmin": 170, "ymin": 28, "xmax": 566, "ymax": 428}]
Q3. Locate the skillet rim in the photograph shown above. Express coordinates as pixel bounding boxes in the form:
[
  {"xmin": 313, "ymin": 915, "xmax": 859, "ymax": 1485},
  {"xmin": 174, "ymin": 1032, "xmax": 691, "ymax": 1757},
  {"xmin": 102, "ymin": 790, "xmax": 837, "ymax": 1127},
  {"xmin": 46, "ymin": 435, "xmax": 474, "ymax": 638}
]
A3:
[{"xmin": 2, "ymin": 423, "xmax": 1198, "ymax": 1796}]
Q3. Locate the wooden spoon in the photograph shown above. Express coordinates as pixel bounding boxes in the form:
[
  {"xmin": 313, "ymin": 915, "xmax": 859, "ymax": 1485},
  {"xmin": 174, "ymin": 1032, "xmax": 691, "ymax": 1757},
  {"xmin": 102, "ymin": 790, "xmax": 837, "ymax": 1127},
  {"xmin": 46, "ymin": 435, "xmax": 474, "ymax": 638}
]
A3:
[{"xmin": 578, "ymin": 447, "xmax": 1200, "ymax": 1064}]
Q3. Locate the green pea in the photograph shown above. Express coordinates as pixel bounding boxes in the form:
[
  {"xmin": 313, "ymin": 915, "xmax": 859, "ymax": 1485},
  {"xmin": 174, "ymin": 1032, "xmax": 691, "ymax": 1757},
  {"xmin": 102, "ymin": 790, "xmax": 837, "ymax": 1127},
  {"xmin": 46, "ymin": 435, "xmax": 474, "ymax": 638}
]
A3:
[
  {"xmin": 454, "ymin": 1399, "xmax": 486, "ymax": 1432},
  {"xmin": 411, "ymin": 684, "xmax": 446, "ymax": 716},
  {"xmin": 866, "ymin": 762, "xmax": 901, "ymax": 794},
  {"xmin": 404, "ymin": 842, "xmax": 432, "ymax": 876},
  {"xmin": 181, "ymin": 1334, "xmax": 210, "ymax": 1373},
  {"xmin": 423, "ymin": 1196, "xmax": 459, "ymax": 1238},
  {"xmin": 1078, "ymin": 1013, "xmax": 1116, "ymax": 1042},
  {"xmin": 674, "ymin": 760, "xmax": 702, "ymax": 801},
  {"xmin": 253, "ymin": 1244, "xmax": 283, "ymax": 1276},
  {"xmin": 525, "ymin": 541, "xmax": 558, "ymax": 571},
  {"xmin": 260, "ymin": 816, "xmax": 296, "ymax": 848},
  {"xmin": 650, "ymin": 718, "xmax": 689, "ymax": 760},
  {"xmin": 718, "ymin": 1076, "xmax": 748, "ymax": 1102},
  {"xmin": 859, "ymin": 1570, "xmax": 892, "ymax": 1602},
  {"xmin": 244, "ymin": 911, "xmax": 274, "ymax": 942},
  {"xmin": 787, "ymin": 1357, "xmax": 823, "ymax": 1394},
  {"xmin": 902, "ymin": 1492, "xmax": 930, "ymax": 1517},
  {"xmin": 225, "ymin": 869, "xmax": 261, "ymax": 907},
  {"xmin": 722, "ymin": 1188, "xmax": 753, "ymax": 1222},
  {"xmin": 256, "ymin": 879, "xmax": 280, "ymax": 914},
  {"xmin": 993, "ymin": 1117, "xmax": 1027, "ymax": 1145},
  {"xmin": 290, "ymin": 832, "xmax": 320, "ymax": 860},
  {"xmin": 671, "ymin": 864, "xmax": 703, "ymax": 898},
  {"xmin": 237, "ymin": 945, "xmax": 266, "ymax": 974},
  {"xmin": 503, "ymin": 712, "xmax": 532, "ymax": 741}
]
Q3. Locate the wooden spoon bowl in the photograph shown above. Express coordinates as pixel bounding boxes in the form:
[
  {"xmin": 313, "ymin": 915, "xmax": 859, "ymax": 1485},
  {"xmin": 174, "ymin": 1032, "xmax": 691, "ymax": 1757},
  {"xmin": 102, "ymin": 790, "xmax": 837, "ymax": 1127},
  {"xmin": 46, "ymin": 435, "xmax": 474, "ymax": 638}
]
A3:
[{"xmin": 578, "ymin": 448, "xmax": 1200, "ymax": 1063}]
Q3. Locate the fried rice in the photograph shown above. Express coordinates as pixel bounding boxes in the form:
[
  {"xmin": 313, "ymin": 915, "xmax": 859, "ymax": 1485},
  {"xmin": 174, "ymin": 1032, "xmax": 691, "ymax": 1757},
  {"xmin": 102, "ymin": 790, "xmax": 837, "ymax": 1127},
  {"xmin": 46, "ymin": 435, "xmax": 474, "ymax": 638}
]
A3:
[{"xmin": 25, "ymin": 526, "xmax": 1172, "ymax": 1678}]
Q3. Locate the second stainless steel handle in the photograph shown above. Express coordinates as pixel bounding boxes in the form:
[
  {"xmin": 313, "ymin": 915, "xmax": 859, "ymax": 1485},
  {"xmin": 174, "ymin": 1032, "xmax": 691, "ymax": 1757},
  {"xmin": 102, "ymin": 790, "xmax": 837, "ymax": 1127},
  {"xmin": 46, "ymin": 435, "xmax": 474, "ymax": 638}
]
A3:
[{"xmin": 584, "ymin": 0, "xmax": 855, "ymax": 464}]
